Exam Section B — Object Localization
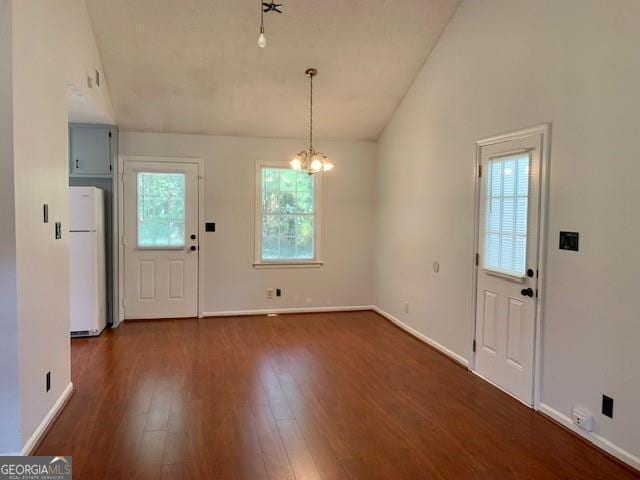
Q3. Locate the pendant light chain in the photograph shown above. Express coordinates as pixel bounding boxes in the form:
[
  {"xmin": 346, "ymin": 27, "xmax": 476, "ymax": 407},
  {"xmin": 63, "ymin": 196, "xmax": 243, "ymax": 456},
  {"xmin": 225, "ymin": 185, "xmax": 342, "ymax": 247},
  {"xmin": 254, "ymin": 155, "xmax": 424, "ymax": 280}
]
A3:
[
  {"xmin": 257, "ymin": 0, "xmax": 267, "ymax": 47},
  {"xmin": 260, "ymin": 0, "xmax": 264, "ymax": 32},
  {"xmin": 309, "ymin": 72, "xmax": 313, "ymax": 152}
]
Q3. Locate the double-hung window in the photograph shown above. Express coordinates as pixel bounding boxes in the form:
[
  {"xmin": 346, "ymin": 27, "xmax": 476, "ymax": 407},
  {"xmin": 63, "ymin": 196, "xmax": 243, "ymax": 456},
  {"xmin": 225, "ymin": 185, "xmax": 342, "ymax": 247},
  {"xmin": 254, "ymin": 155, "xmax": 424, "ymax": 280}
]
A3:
[{"xmin": 255, "ymin": 163, "xmax": 321, "ymax": 266}]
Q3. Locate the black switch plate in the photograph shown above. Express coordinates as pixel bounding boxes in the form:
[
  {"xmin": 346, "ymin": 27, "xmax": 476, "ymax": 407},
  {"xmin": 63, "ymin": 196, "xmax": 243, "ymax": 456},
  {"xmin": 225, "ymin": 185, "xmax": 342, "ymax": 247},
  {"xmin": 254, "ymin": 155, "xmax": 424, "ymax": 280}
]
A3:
[
  {"xmin": 559, "ymin": 231, "xmax": 579, "ymax": 251},
  {"xmin": 205, "ymin": 222, "xmax": 216, "ymax": 232},
  {"xmin": 43, "ymin": 204, "xmax": 49, "ymax": 223},
  {"xmin": 55, "ymin": 222, "xmax": 62, "ymax": 239},
  {"xmin": 602, "ymin": 394, "xmax": 614, "ymax": 418},
  {"xmin": 46, "ymin": 371, "xmax": 51, "ymax": 392}
]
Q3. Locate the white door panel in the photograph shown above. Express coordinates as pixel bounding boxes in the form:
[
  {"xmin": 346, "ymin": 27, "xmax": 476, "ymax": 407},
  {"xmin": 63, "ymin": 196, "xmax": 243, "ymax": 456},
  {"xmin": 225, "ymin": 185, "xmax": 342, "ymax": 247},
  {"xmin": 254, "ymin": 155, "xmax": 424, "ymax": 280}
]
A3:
[
  {"xmin": 123, "ymin": 161, "xmax": 199, "ymax": 319},
  {"xmin": 481, "ymin": 290, "xmax": 498, "ymax": 354},
  {"xmin": 138, "ymin": 260, "xmax": 156, "ymax": 300},
  {"xmin": 475, "ymin": 132, "xmax": 543, "ymax": 405},
  {"xmin": 506, "ymin": 297, "xmax": 525, "ymax": 368},
  {"xmin": 168, "ymin": 260, "xmax": 185, "ymax": 299}
]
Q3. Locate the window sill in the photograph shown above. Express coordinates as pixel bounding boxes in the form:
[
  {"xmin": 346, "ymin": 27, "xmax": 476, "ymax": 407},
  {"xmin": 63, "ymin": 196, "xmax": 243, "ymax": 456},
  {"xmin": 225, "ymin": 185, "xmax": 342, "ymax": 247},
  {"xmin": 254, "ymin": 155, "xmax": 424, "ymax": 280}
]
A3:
[{"xmin": 253, "ymin": 261, "xmax": 323, "ymax": 269}]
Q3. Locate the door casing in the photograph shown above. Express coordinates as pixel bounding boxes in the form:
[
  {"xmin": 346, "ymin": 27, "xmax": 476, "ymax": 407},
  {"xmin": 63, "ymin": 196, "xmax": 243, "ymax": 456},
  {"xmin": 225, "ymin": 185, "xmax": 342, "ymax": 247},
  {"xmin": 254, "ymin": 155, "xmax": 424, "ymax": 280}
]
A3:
[
  {"xmin": 118, "ymin": 155, "xmax": 205, "ymax": 321},
  {"xmin": 470, "ymin": 124, "xmax": 551, "ymax": 410}
]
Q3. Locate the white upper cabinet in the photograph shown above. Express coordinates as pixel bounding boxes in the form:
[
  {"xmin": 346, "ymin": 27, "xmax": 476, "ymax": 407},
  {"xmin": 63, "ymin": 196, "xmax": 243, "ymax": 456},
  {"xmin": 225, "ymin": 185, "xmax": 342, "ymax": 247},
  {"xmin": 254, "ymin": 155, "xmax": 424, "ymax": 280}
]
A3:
[{"xmin": 69, "ymin": 124, "xmax": 117, "ymax": 177}]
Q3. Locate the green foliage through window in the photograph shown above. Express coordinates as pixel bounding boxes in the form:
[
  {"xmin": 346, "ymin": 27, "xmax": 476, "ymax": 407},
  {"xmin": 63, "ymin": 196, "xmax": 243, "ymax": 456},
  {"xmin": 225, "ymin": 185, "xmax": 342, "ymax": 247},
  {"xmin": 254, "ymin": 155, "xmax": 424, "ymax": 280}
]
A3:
[
  {"xmin": 137, "ymin": 172, "xmax": 186, "ymax": 247},
  {"xmin": 261, "ymin": 167, "xmax": 315, "ymax": 260}
]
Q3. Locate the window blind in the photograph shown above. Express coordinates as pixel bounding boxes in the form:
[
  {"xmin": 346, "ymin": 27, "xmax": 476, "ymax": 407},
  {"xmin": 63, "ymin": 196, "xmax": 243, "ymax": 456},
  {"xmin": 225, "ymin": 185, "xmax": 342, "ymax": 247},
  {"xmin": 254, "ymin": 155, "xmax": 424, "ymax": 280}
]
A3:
[{"xmin": 484, "ymin": 153, "xmax": 530, "ymax": 277}]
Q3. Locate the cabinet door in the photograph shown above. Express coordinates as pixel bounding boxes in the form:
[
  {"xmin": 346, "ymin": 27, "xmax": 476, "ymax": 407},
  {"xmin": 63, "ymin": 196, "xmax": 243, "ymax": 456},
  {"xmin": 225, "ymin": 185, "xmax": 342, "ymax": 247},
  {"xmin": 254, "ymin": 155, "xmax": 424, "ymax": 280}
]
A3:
[{"xmin": 70, "ymin": 126, "xmax": 112, "ymax": 176}]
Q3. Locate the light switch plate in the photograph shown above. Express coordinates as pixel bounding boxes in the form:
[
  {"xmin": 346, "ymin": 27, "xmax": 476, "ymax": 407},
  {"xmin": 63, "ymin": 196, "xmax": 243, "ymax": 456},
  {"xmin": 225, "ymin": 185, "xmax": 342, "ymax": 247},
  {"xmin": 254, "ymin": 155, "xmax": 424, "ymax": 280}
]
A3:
[{"xmin": 559, "ymin": 231, "xmax": 579, "ymax": 251}]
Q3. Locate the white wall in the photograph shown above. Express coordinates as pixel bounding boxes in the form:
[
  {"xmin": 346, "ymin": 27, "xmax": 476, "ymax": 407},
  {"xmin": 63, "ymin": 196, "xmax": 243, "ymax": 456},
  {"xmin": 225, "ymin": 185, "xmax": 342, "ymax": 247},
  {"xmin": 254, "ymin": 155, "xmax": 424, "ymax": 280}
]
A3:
[
  {"xmin": 1, "ymin": 0, "xmax": 115, "ymax": 454},
  {"xmin": 374, "ymin": 0, "xmax": 640, "ymax": 464},
  {"xmin": 120, "ymin": 132, "xmax": 375, "ymax": 314},
  {"xmin": 0, "ymin": 0, "xmax": 21, "ymax": 454}
]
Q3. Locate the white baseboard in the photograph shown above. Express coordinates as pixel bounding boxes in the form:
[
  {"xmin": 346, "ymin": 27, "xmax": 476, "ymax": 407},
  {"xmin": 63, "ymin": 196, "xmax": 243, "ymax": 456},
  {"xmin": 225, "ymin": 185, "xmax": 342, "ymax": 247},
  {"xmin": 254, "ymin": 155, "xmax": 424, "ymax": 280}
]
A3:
[
  {"xmin": 539, "ymin": 403, "xmax": 640, "ymax": 472},
  {"xmin": 472, "ymin": 370, "xmax": 533, "ymax": 408},
  {"xmin": 17, "ymin": 382, "xmax": 74, "ymax": 456},
  {"xmin": 203, "ymin": 305, "xmax": 374, "ymax": 317},
  {"xmin": 371, "ymin": 306, "xmax": 469, "ymax": 367}
]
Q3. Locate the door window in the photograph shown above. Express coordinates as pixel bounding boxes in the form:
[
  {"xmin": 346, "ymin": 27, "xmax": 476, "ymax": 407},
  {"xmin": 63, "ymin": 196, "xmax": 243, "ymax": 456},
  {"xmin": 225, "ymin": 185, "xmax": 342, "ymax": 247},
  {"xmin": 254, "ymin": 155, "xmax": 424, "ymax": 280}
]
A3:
[
  {"xmin": 137, "ymin": 172, "xmax": 186, "ymax": 248},
  {"xmin": 484, "ymin": 153, "xmax": 530, "ymax": 277}
]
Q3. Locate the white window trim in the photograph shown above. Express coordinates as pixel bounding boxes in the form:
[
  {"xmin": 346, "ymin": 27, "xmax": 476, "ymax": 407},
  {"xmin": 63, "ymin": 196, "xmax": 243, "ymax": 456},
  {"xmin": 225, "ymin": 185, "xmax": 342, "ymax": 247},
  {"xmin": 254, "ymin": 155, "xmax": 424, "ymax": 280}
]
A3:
[
  {"xmin": 253, "ymin": 160, "xmax": 323, "ymax": 268},
  {"xmin": 481, "ymin": 151, "xmax": 531, "ymax": 279}
]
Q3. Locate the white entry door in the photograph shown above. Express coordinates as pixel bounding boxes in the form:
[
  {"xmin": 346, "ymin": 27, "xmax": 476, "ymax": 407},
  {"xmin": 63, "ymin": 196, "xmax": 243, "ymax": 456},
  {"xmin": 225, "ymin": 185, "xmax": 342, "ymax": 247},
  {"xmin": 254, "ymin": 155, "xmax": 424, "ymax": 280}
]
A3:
[
  {"xmin": 474, "ymin": 129, "xmax": 546, "ymax": 405},
  {"xmin": 123, "ymin": 160, "xmax": 199, "ymax": 319}
]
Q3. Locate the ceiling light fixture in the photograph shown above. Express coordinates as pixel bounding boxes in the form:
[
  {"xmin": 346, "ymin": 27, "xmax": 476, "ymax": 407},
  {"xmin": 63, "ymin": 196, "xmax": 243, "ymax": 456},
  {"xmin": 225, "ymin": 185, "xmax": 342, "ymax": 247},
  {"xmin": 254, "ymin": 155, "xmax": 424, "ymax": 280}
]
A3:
[
  {"xmin": 290, "ymin": 68, "xmax": 334, "ymax": 175},
  {"xmin": 258, "ymin": 1, "xmax": 282, "ymax": 48}
]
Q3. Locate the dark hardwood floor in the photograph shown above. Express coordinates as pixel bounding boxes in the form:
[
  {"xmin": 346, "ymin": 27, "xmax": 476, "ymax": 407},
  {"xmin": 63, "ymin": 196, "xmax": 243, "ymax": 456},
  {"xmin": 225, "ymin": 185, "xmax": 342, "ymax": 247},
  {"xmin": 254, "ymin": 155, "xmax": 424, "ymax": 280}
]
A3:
[{"xmin": 37, "ymin": 311, "xmax": 637, "ymax": 479}]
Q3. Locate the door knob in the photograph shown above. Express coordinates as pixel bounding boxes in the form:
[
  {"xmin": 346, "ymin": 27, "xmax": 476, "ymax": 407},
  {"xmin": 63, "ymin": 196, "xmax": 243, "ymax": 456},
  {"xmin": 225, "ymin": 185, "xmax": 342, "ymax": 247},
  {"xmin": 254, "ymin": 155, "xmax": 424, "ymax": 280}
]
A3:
[
  {"xmin": 190, "ymin": 245, "xmax": 197, "ymax": 251},
  {"xmin": 190, "ymin": 234, "xmax": 196, "ymax": 240},
  {"xmin": 521, "ymin": 288, "xmax": 534, "ymax": 297}
]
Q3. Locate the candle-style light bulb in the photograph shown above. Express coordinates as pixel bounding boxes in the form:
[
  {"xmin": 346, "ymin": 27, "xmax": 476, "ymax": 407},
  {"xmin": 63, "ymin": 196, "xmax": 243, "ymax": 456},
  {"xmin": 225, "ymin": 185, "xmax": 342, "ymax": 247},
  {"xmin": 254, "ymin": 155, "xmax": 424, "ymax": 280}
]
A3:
[{"xmin": 258, "ymin": 27, "xmax": 266, "ymax": 48}]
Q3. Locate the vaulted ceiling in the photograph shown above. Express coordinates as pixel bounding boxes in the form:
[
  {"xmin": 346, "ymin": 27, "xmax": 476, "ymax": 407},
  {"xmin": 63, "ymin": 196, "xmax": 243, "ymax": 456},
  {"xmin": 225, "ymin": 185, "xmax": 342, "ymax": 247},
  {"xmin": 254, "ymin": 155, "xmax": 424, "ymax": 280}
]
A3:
[{"xmin": 86, "ymin": 0, "xmax": 460, "ymax": 141}]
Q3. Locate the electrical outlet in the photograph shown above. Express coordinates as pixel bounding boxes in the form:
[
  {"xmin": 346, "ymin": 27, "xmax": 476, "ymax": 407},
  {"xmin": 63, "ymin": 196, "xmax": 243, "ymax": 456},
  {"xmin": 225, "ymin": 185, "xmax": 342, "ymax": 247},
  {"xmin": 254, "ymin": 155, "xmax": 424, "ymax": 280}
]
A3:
[
  {"xmin": 276, "ymin": 288, "xmax": 282, "ymax": 297},
  {"xmin": 404, "ymin": 302, "xmax": 409, "ymax": 314},
  {"xmin": 602, "ymin": 395, "xmax": 614, "ymax": 418},
  {"xmin": 572, "ymin": 407, "xmax": 593, "ymax": 431},
  {"xmin": 266, "ymin": 288, "xmax": 274, "ymax": 299},
  {"xmin": 46, "ymin": 371, "xmax": 51, "ymax": 392}
]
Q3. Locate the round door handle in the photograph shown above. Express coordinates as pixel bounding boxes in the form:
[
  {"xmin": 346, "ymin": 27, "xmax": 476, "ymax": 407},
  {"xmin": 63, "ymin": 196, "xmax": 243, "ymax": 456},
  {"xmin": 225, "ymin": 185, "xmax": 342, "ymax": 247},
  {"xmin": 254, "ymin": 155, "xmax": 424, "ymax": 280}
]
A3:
[
  {"xmin": 521, "ymin": 288, "xmax": 534, "ymax": 297},
  {"xmin": 190, "ymin": 234, "xmax": 196, "ymax": 240},
  {"xmin": 190, "ymin": 245, "xmax": 197, "ymax": 251}
]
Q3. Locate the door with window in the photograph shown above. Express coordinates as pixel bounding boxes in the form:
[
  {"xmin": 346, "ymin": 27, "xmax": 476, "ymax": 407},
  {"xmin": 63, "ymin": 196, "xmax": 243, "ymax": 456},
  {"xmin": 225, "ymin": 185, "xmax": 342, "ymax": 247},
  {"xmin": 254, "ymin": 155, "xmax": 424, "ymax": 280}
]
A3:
[
  {"xmin": 123, "ymin": 160, "xmax": 199, "ymax": 319},
  {"xmin": 475, "ymin": 130, "xmax": 545, "ymax": 405}
]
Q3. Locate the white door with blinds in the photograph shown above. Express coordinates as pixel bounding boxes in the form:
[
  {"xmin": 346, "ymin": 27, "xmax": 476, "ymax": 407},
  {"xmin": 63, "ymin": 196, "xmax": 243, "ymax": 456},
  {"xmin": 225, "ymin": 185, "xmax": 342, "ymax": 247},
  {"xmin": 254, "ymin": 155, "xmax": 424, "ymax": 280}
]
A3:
[
  {"xmin": 474, "ymin": 131, "xmax": 544, "ymax": 405},
  {"xmin": 123, "ymin": 160, "xmax": 199, "ymax": 319}
]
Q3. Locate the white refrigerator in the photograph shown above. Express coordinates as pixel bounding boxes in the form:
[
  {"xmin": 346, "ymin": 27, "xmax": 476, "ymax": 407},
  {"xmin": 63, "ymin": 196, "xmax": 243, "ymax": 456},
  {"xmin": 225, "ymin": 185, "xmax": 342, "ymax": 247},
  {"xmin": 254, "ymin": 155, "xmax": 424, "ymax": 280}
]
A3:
[{"xmin": 69, "ymin": 186, "xmax": 107, "ymax": 336}]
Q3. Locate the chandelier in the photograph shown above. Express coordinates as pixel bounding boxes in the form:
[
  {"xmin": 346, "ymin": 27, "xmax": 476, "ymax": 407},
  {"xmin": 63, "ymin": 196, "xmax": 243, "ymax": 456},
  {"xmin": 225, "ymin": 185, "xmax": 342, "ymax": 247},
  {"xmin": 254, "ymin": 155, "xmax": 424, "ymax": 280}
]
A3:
[{"xmin": 290, "ymin": 68, "xmax": 334, "ymax": 175}]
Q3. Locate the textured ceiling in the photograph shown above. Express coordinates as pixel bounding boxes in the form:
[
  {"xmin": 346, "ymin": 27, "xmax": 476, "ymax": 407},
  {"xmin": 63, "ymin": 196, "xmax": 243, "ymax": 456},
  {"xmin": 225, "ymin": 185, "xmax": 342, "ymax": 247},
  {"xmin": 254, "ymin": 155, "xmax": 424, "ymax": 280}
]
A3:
[{"xmin": 86, "ymin": 0, "xmax": 460, "ymax": 141}]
